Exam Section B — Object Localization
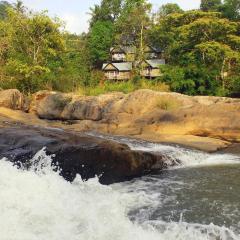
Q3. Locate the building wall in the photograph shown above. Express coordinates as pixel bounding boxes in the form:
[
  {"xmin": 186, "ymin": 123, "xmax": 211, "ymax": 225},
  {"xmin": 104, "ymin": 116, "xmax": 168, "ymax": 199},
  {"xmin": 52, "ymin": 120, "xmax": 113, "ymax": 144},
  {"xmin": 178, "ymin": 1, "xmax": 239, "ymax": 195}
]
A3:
[
  {"xmin": 112, "ymin": 53, "xmax": 126, "ymax": 62},
  {"xmin": 104, "ymin": 71, "xmax": 131, "ymax": 80},
  {"xmin": 140, "ymin": 68, "xmax": 161, "ymax": 78}
]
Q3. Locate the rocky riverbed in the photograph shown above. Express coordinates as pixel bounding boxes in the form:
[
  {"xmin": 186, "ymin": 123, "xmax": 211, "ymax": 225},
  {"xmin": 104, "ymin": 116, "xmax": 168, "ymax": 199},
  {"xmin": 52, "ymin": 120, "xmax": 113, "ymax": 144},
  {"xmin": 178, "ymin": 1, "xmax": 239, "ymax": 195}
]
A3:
[
  {"xmin": 1, "ymin": 88, "xmax": 240, "ymax": 152},
  {"xmin": 1, "ymin": 88, "xmax": 240, "ymax": 239}
]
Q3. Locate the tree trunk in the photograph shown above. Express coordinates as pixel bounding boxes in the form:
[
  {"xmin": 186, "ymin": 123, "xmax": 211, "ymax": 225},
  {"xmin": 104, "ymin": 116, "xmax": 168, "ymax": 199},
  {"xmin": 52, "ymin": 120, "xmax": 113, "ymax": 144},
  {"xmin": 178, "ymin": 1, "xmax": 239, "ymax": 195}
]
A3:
[{"xmin": 221, "ymin": 58, "xmax": 226, "ymax": 91}]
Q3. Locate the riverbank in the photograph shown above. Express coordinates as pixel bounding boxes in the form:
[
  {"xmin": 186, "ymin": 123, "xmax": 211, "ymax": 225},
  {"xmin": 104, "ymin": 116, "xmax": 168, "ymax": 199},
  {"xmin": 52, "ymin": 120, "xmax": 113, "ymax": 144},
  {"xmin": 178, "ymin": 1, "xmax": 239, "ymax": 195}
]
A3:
[
  {"xmin": 0, "ymin": 106, "xmax": 230, "ymax": 153},
  {"xmin": 1, "ymin": 88, "xmax": 240, "ymax": 153}
]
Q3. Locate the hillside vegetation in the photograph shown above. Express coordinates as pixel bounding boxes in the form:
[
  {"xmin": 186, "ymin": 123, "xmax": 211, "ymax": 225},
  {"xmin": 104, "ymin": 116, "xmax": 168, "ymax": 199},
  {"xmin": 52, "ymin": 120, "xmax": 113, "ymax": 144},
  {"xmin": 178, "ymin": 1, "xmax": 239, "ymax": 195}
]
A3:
[{"xmin": 0, "ymin": 0, "xmax": 239, "ymax": 97}]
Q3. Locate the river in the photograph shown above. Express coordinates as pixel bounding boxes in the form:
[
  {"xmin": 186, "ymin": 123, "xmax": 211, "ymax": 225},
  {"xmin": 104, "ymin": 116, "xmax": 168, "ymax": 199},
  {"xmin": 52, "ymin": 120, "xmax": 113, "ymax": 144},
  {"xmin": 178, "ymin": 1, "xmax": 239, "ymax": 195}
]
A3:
[{"xmin": 0, "ymin": 135, "xmax": 240, "ymax": 239}]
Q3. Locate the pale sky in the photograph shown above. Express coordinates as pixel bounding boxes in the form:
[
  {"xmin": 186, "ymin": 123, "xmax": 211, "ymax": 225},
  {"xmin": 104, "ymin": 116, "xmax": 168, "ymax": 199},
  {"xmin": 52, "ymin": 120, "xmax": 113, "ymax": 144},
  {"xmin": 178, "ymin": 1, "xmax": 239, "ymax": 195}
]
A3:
[{"xmin": 8, "ymin": 0, "xmax": 201, "ymax": 34}]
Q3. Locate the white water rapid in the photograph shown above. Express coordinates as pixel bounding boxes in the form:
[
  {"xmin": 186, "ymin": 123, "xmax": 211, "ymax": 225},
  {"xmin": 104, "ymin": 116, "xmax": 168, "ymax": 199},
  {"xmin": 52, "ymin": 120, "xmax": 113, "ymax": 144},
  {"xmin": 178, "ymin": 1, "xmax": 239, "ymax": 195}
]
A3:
[{"xmin": 1, "ymin": 137, "xmax": 240, "ymax": 240}]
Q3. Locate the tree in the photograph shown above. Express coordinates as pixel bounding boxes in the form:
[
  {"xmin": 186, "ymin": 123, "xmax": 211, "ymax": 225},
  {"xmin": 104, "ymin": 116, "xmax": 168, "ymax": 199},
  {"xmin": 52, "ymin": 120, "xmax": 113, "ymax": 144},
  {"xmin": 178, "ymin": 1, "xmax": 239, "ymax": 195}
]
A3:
[
  {"xmin": 200, "ymin": 0, "xmax": 222, "ymax": 12},
  {"xmin": 150, "ymin": 10, "xmax": 240, "ymax": 96},
  {"xmin": 49, "ymin": 33, "xmax": 91, "ymax": 91},
  {"xmin": 220, "ymin": 0, "xmax": 240, "ymax": 20},
  {"xmin": 0, "ymin": 1, "xmax": 11, "ymax": 20},
  {"xmin": 158, "ymin": 3, "xmax": 183, "ymax": 18},
  {"xmin": 195, "ymin": 41, "xmax": 240, "ymax": 91},
  {"xmin": 87, "ymin": 20, "xmax": 114, "ymax": 67},
  {"xmin": 115, "ymin": 0, "xmax": 152, "ymax": 61},
  {"xmin": 89, "ymin": 0, "xmax": 123, "ymax": 27},
  {"xmin": 0, "ymin": 5, "xmax": 65, "ymax": 92}
]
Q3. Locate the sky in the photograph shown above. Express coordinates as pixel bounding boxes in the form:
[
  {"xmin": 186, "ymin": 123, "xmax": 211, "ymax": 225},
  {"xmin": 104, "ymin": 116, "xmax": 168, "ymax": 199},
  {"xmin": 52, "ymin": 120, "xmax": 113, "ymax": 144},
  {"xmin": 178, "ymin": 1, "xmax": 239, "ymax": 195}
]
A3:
[{"xmin": 8, "ymin": 0, "xmax": 201, "ymax": 34}]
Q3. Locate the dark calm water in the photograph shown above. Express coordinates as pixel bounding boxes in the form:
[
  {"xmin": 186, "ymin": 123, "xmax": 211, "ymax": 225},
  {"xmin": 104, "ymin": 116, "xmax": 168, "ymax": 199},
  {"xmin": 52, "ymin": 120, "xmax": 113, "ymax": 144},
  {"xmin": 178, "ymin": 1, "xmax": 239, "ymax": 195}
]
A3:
[{"xmin": 114, "ymin": 165, "xmax": 240, "ymax": 233}]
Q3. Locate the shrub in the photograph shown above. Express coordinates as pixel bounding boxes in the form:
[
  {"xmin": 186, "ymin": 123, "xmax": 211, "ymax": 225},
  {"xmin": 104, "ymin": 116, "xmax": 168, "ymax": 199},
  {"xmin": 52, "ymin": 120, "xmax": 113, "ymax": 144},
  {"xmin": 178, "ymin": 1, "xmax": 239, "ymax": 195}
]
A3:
[
  {"xmin": 76, "ymin": 79, "xmax": 170, "ymax": 96},
  {"xmin": 155, "ymin": 96, "xmax": 182, "ymax": 111}
]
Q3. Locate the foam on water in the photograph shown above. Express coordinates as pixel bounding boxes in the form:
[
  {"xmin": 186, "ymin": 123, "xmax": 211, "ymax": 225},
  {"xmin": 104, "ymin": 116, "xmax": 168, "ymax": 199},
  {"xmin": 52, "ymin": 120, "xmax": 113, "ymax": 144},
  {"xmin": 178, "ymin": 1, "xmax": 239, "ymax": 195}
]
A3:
[
  {"xmin": 87, "ymin": 132, "xmax": 240, "ymax": 167},
  {"xmin": 0, "ymin": 148, "xmax": 239, "ymax": 240}
]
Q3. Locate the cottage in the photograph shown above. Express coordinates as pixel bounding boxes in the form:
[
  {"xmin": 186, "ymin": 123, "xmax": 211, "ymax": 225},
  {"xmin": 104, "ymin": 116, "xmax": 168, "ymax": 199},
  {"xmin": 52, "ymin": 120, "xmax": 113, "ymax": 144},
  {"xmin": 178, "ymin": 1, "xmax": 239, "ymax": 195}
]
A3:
[
  {"xmin": 110, "ymin": 45, "xmax": 163, "ymax": 62},
  {"xmin": 102, "ymin": 62, "xmax": 132, "ymax": 81},
  {"xmin": 103, "ymin": 45, "xmax": 166, "ymax": 81},
  {"xmin": 144, "ymin": 46, "xmax": 164, "ymax": 59},
  {"xmin": 139, "ymin": 59, "xmax": 165, "ymax": 78},
  {"xmin": 110, "ymin": 46, "xmax": 136, "ymax": 62}
]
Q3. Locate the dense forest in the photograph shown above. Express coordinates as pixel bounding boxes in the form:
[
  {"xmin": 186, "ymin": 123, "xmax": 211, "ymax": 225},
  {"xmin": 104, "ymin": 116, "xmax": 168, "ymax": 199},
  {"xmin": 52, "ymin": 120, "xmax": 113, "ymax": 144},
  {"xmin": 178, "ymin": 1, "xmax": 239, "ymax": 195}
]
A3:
[{"xmin": 0, "ymin": 0, "xmax": 239, "ymax": 96}]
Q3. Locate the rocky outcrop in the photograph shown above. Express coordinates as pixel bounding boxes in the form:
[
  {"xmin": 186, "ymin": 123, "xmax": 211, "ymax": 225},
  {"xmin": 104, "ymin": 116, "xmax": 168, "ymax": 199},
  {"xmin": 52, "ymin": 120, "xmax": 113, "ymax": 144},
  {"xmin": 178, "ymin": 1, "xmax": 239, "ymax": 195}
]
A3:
[
  {"xmin": 0, "ymin": 124, "xmax": 167, "ymax": 184},
  {"xmin": 1, "ymin": 88, "xmax": 240, "ymax": 152},
  {"xmin": 30, "ymin": 91, "xmax": 125, "ymax": 121},
  {"xmin": 28, "ymin": 89, "xmax": 240, "ymax": 146},
  {"xmin": 0, "ymin": 89, "xmax": 24, "ymax": 110}
]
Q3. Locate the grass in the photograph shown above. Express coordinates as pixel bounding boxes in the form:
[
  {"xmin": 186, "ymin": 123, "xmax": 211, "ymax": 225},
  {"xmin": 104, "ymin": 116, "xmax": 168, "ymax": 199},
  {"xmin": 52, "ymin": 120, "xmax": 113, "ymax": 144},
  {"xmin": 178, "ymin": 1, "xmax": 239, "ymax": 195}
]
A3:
[
  {"xmin": 155, "ymin": 95, "xmax": 182, "ymax": 111},
  {"xmin": 76, "ymin": 80, "xmax": 170, "ymax": 96}
]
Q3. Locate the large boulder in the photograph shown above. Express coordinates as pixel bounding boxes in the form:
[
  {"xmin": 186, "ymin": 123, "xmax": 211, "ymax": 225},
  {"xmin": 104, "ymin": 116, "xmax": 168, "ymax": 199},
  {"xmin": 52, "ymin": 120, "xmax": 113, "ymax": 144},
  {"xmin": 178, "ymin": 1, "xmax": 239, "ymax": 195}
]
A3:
[
  {"xmin": 0, "ymin": 89, "xmax": 24, "ymax": 110},
  {"xmin": 0, "ymin": 125, "xmax": 167, "ymax": 184},
  {"xmin": 29, "ymin": 91, "xmax": 73, "ymax": 119},
  {"xmin": 31, "ymin": 91, "xmax": 125, "ymax": 121},
  {"xmin": 62, "ymin": 98, "xmax": 102, "ymax": 121}
]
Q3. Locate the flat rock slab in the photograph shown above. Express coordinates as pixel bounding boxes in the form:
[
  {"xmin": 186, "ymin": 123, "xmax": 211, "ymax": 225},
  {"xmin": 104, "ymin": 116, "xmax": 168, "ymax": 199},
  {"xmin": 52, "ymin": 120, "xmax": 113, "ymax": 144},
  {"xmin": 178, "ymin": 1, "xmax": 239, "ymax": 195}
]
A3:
[{"xmin": 0, "ymin": 125, "xmax": 166, "ymax": 184}]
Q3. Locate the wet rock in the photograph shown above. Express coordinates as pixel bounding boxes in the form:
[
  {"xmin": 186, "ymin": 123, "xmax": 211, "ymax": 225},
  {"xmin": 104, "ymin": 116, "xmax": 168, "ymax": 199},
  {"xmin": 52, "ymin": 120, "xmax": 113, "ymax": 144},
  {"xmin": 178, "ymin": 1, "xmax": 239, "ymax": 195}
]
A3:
[{"xmin": 0, "ymin": 125, "xmax": 166, "ymax": 184}]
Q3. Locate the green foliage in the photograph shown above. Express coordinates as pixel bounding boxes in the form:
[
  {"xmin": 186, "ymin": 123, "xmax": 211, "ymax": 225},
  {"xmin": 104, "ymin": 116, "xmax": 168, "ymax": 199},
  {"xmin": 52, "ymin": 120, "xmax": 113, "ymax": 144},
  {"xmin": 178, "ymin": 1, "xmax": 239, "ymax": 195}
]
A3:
[
  {"xmin": 150, "ymin": 10, "xmax": 240, "ymax": 96},
  {"xmin": 89, "ymin": 0, "xmax": 122, "ymax": 27},
  {"xmin": 0, "ymin": 0, "xmax": 240, "ymax": 98},
  {"xmin": 200, "ymin": 0, "xmax": 222, "ymax": 12},
  {"xmin": 87, "ymin": 20, "xmax": 114, "ymax": 67},
  {"xmin": 0, "ymin": 5, "xmax": 65, "ymax": 93},
  {"xmin": 48, "ymin": 34, "xmax": 91, "ymax": 92},
  {"xmin": 158, "ymin": 64, "xmax": 223, "ymax": 96},
  {"xmin": 115, "ymin": 0, "xmax": 151, "ymax": 50},
  {"xmin": 0, "ymin": 1, "xmax": 11, "ymax": 20},
  {"xmin": 77, "ymin": 79, "xmax": 169, "ymax": 96},
  {"xmin": 221, "ymin": 0, "xmax": 240, "ymax": 21},
  {"xmin": 158, "ymin": 3, "xmax": 183, "ymax": 18},
  {"xmin": 228, "ymin": 76, "xmax": 240, "ymax": 96}
]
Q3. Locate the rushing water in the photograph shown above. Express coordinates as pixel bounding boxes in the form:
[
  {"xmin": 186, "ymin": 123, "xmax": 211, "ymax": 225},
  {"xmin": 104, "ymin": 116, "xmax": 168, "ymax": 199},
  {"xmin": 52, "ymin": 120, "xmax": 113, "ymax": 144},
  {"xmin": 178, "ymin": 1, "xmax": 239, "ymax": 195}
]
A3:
[{"xmin": 1, "ymin": 135, "xmax": 240, "ymax": 240}]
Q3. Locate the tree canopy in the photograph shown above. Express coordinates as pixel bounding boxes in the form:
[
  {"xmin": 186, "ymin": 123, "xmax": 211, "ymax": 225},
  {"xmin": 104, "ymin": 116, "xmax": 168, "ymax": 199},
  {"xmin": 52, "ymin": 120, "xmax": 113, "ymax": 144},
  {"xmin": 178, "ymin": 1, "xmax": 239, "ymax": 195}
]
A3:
[
  {"xmin": 0, "ymin": 0, "xmax": 239, "ymax": 97},
  {"xmin": 157, "ymin": 3, "xmax": 183, "ymax": 18},
  {"xmin": 0, "ymin": 2, "xmax": 65, "ymax": 92},
  {"xmin": 200, "ymin": 0, "xmax": 222, "ymax": 12},
  {"xmin": 0, "ymin": 1, "xmax": 10, "ymax": 20}
]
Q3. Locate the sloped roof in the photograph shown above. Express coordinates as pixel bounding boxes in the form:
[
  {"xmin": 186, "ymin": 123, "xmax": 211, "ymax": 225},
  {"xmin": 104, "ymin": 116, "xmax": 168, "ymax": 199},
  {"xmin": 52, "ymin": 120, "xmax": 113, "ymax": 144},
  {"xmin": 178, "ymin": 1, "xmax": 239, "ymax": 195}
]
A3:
[
  {"xmin": 110, "ymin": 46, "xmax": 136, "ymax": 54},
  {"xmin": 102, "ymin": 62, "xmax": 133, "ymax": 71},
  {"xmin": 146, "ymin": 59, "xmax": 165, "ymax": 68},
  {"xmin": 149, "ymin": 46, "xmax": 164, "ymax": 53},
  {"xmin": 121, "ymin": 46, "xmax": 136, "ymax": 54},
  {"xmin": 110, "ymin": 45, "xmax": 164, "ymax": 54}
]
